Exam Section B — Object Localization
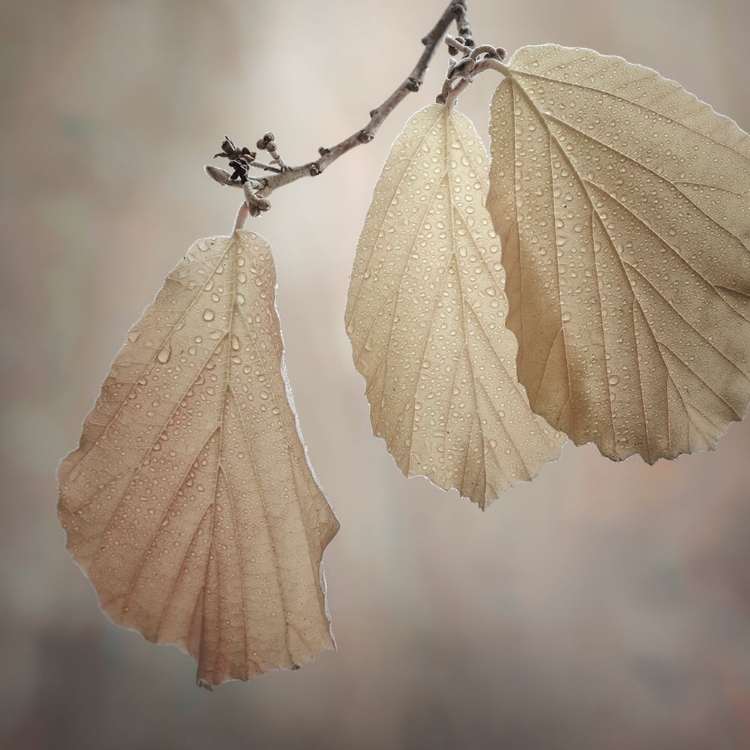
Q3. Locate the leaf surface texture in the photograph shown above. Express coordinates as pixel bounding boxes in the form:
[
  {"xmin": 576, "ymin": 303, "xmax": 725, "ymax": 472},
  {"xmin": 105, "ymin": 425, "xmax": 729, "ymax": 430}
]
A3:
[
  {"xmin": 58, "ymin": 231, "xmax": 339, "ymax": 687},
  {"xmin": 346, "ymin": 104, "xmax": 565, "ymax": 507},
  {"xmin": 488, "ymin": 45, "xmax": 750, "ymax": 462}
]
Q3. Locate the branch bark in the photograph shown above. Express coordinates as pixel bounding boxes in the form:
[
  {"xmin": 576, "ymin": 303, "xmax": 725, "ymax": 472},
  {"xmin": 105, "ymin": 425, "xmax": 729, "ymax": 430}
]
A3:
[{"xmin": 207, "ymin": 1, "xmax": 470, "ymax": 209}]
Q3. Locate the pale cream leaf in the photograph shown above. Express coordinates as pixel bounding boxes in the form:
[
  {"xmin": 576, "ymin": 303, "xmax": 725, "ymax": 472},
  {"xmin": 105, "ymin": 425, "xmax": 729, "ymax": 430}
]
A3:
[{"xmin": 58, "ymin": 230, "xmax": 339, "ymax": 687}]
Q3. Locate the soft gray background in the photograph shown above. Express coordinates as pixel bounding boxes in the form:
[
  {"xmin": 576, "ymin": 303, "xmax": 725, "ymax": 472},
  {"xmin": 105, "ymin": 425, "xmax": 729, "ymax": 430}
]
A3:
[{"xmin": 2, "ymin": 1, "xmax": 750, "ymax": 748}]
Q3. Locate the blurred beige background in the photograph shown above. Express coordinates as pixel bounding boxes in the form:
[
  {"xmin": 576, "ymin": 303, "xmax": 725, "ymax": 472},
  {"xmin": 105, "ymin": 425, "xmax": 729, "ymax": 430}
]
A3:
[{"xmin": 3, "ymin": 1, "xmax": 750, "ymax": 748}]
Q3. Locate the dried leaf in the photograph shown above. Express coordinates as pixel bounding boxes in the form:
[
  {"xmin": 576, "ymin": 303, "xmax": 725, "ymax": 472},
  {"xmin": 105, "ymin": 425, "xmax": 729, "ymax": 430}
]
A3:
[
  {"xmin": 346, "ymin": 104, "xmax": 565, "ymax": 508},
  {"xmin": 58, "ymin": 231, "xmax": 339, "ymax": 688},
  {"xmin": 488, "ymin": 45, "xmax": 750, "ymax": 462}
]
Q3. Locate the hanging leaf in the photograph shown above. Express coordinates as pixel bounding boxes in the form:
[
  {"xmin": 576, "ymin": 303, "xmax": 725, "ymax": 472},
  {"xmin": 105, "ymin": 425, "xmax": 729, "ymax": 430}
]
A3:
[
  {"xmin": 346, "ymin": 104, "xmax": 565, "ymax": 508},
  {"xmin": 58, "ymin": 231, "xmax": 339, "ymax": 688},
  {"xmin": 487, "ymin": 44, "xmax": 750, "ymax": 462}
]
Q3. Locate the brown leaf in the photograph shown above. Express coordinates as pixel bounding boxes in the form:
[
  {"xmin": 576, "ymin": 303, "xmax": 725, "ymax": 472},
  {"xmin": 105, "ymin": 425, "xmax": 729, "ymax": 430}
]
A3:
[
  {"xmin": 346, "ymin": 104, "xmax": 565, "ymax": 508},
  {"xmin": 488, "ymin": 45, "xmax": 750, "ymax": 462},
  {"xmin": 58, "ymin": 230, "xmax": 339, "ymax": 688}
]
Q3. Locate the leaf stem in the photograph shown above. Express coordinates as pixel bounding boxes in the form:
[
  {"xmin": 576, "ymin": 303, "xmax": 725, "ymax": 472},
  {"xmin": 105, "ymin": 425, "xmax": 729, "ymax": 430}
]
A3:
[
  {"xmin": 441, "ymin": 53, "xmax": 510, "ymax": 109},
  {"xmin": 233, "ymin": 201, "xmax": 249, "ymax": 233}
]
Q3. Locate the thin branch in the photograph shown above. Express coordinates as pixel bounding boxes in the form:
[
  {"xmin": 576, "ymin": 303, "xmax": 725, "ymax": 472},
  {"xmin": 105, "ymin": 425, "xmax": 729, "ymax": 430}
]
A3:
[
  {"xmin": 454, "ymin": 2, "xmax": 475, "ymax": 47},
  {"xmin": 248, "ymin": 160, "xmax": 282, "ymax": 174},
  {"xmin": 207, "ymin": 0, "xmax": 471, "ymax": 213}
]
